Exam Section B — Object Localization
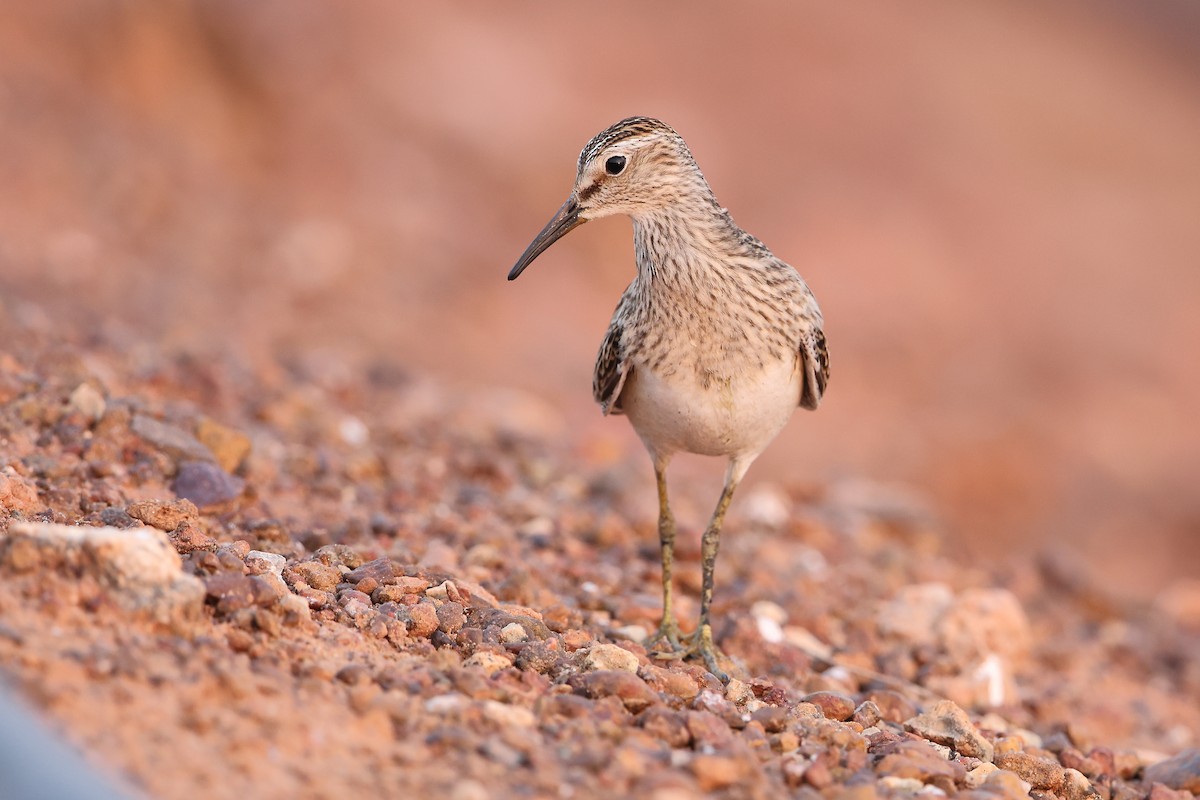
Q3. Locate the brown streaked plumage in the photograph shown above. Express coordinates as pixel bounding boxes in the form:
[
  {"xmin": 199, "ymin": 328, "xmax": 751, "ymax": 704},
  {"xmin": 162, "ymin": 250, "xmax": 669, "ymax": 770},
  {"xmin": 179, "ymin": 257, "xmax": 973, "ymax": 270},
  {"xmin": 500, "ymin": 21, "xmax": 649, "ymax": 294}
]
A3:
[{"xmin": 508, "ymin": 117, "xmax": 828, "ymax": 681}]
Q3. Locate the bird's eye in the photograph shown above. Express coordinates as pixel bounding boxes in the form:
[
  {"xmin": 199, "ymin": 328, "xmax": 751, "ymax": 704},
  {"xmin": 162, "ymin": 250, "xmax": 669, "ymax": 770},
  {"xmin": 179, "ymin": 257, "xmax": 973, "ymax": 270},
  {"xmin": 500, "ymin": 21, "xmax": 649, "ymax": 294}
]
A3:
[{"xmin": 605, "ymin": 155, "xmax": 627, "ymax": 175}]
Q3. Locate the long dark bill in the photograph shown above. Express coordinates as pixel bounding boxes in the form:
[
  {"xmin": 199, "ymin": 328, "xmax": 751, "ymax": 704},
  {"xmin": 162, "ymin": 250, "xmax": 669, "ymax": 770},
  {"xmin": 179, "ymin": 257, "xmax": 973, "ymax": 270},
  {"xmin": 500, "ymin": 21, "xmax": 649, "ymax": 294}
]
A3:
[{"xmin": 507, "ymin": 197, "xmax": 586, "ymax": 280}]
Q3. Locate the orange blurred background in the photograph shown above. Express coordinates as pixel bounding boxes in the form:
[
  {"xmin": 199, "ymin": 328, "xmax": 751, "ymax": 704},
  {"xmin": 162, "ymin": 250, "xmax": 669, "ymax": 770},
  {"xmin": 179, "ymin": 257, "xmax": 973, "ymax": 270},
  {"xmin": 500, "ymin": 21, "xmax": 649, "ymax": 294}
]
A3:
[{"xmin": 1, "ymin": 2, "xmax": 1197, "ymax": 598}]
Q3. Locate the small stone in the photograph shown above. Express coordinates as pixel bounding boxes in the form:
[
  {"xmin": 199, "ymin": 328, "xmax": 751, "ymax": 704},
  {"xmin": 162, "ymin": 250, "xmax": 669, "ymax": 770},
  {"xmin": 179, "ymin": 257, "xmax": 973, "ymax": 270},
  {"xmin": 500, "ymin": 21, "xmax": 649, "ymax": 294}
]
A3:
[
  {"xmin": 335, "ymin": 664, "xmax": 372, "ymax": 685},
  {"xmin": 572, "ymin": 670, "xmax": 660, "ymax": 712},
  {"xmin": 172, "ymin": 460, "xmax": 244, "ymax": 508},
  {"xmin": 500, "ymin": 622, "xmax": 528, "ymax": 643},
  {"xmin": 802, "ymin": 690, "xmax": 856, "ymax": 721},
  {"xmin": 0, "ymin": 468, "xmax": 41, "ymax": 515},
  {"xmin": 639, "ymin": 707, "xmax": 691, "ymax": 748},
  {"xmin": 879, "ymin": 776, "xmax": 926, "ymax": 793},
  {"xmin": 983, "ymin": 769, "xmax": 1032, "ymax": 800},
  {"xmin": 393, "ymin": 576, "xmax": 431, "ymax": 594},
  {"xmin": 751, "ymin": 706, "xmax": 789, "ymax": 733},
  {"xmin": 686, "ymin": 709, "xmax": 735, "ymax": 750},
  {"xmin": 1144, "ymin": 749, "xmax": 1200, "ymax": 793},
  {"xmin": 965, "ymin": 762, "xmax": 1000, "ymax": 788},
  {"xmin": 905, "ymin": 699, "xmax": 995, "ymax": 761},
  {"xmin": 245, "ymin": 551, "xmax": 286, "ymax": 576},
  {"xmin": 691, "ymin": 754, "xmax": 747, "ymax": 791},
  {"xmin": 724, "ymin": 677, "xmax": 754, "ymax": 704},
  {"xmin": 1147, "ymin": 783, "xmax": 1194, "ymax": 800},
  {"xmin": 853, "ymin": 700, "xmax": 882, "ymax": 728},
  {"xmin": 345, "ymin": 558, "xmax": 394, "ymax": 584},
  {"xmin": 371, "ymin": 585, "xmax": 407, "ymax": 604},
  {"xmin": 195, "ymin": 417, "xmax": 252, "ymax": 472},
  {"xmin": 876, "ymin": 740, "xmax": 966, "ymax": 793},
  {"xmin": 866, "ymin": 689, "xmax": 917, "ymax": 724},
  {"xmin": 585, "ymin": 643, "xmax": 640, "ymax": 673},
  {"xmin": 406, "ymin": 602, "xmax": 440, "ymax": 638},
  {"xmin": 68, "ymin": 383, "xmax": 106, "ymax": 422},
  {"xmin": 464, "ymin": 651, "xmax": 514, "ymax": 676},
  {"xmin": 693, "ymin": 689, "xmax": 744, "ymax": 729},
  {"xmin": 204, "ymin": 573, "xmax": 258, "ymax": 614},
  {"xmin": 514, "ymin": 640, "xmax": 561, "ymax": 674},
  {"xmin": 611, "ymin": 624, "xmax": 648, "ymax": 643},
  {"xmin": 436, "ymin": 601, "xmax": 466, "ymax": 634},
  {"xmin": 481, "ymin": 700, "xmax": 536, "ymax": 729},
  {"xmin": 996, "ymin": 751, "xmax": 1065, "ymax": 791},
  {"xmin": 804, "ymin": 752, "xmax": 833, "ymax": 789},
  {"xmin": 1061, "ymin": 768, "xmax": 1096, "ymax": 800},
  {"xmin": 250, "ymin": 573, "xmax": 288, "ymax": 605},
  {"xmin": 126, "ymin": 498, "xmax": 199, "ymax": 532},
  {"xmin": 132, "ymin": 415, "xmax": 213, "ymax": 464},
  {"xmin": 289, "ymin": 561, "xmax": 341, "ymax": 592}
]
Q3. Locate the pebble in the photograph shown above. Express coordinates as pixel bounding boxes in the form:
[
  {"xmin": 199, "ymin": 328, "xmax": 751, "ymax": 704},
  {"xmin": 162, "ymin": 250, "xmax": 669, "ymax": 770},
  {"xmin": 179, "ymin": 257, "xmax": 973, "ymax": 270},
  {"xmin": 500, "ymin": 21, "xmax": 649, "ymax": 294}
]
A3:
[
  {"xmin": 0, "ymin": 468, "xmax": 41, "ymax": 515},
  {"xmin": 965, "ymin": 762, "xmax": 1000, "ymax": 788},
  {"xmin": 853, "ymin": 700, "xmax": 882, "ymax": 728},
  {"xmin": 371, "ymin": 585, "xmax": 407, "ymax": 604},
  {"xmin": 690, "ymin": 754, "xmax": 747, "ymax": 791},
  {"xmin": 693, "ymin": 689, "xmax": 745, "ymax": 729},
  {"xmin": 639, "ymin": 707, "xmax": 692, "ymax": 748},
  {"xmin": 245, "ymin": 550, "xmax": 286, "ymax": 576},
  {"xmin": 500, "ymin": 622, "xmax": 528, "ymax": 643},
  {"xmin": 514, "ymin": 639, "xmax": 562, "ymax": 674},
  {"xmin": 68, "ymin": 382, "xmax": 106, "ymax": 422},
  {"xmin": 995, "ymin": 751, "xmax": 1065, "ymax": 791},
  {"xmin": 436, "ymin": 601, "xmax": 465, "ymax": 634},
  {"xmin": 982, "ymin": 769, "xmax": 1032, "ymax": 800},
  {"xmin": 879, "ymin": 776, "xmax": 926, "ymax": 793},
  {"xmin": 204, "ymin": 573, "xmax": 258, "ymax": 614},
  {"xmin": 1061, "ymin": 768, "xmax": 1095, "ymax": 800},
  {"xmin": 250, "ymin": 572, "xmax": 288, "ymax": 604},
  {"xmin": 405, "ymin": 602, "xmax": 440, "ymax": 638},
  {"xmin": 463, "ymin": 651, "xmax": 513, "ymax": 676},
  {"xmin": 802, "ymin": 690, "xmax": 857, "ymax": 721},
  {"xmin": 126, "ymin": 498, "xmax": 199, "ymax": 532},
  {"xmin": 172, "ymin": 460, "xmax": 245, "ymax": 508},
  {"xmin": 393, "ymin": 576, "xmax": 431, "ymax": 594},
  {"xmin": 481, "ymin": 700, "xmax": 535, "ymax": 729},
  {"xmin": 345, "ymin": 558, "xmax": 395, "ymax": 584},
  {"xmin": 584, "ymin": 643, "xmax": 639, "ymax": 673},
  {"xmin": 571, "ymin": 670, "xmax": 660, "ymax": 712},
  {"xmin": 866, "ymin": 689, "xmax": 917, "ymax": 724},
  {"xmin": 878, "ymin": 583, "xmax": 954, "ymax": 646},
  {"xmin": 640, "ymin": 664, "xmax": 700, "ymax": 701},
  {"xmin": 1143, "ymin": 749, "xmax": 1200, "ymax": 793},
  {"xmin": 289, "ymin": 561, "xmax": 341, "ymax": 592},
  {"xmin": 750, "ymin": 706, "xmax": 789, "ymax": 733},
  {"xmin": 195, "ymin": 417, "xmax": 252, "ymax": 472},
  {"xmin": 876, "ymin": 740, "xmax": 966, "ymax": 793},
  {"xmin": 1147, "ymin": 783, "xmax": 1195, "ymax": 800},
  {"xmin": 905, "ymin": 699, "xmax": 995, "ymax": 762},
  {"xmin": 8, "ymin": 521, "xmax": 178, "ymax": 588},
  {"xmin": 131, "ymin": 415, "xmax": 213, "ymax": 464}
]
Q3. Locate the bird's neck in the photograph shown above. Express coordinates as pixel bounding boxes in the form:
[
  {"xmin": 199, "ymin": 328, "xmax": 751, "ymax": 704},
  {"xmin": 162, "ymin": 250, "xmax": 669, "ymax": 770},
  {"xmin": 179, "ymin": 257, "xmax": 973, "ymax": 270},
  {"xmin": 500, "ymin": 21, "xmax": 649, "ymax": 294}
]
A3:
[{"xmin": 631, "ymin": 200, "xmax": 749, "ymax": 291}]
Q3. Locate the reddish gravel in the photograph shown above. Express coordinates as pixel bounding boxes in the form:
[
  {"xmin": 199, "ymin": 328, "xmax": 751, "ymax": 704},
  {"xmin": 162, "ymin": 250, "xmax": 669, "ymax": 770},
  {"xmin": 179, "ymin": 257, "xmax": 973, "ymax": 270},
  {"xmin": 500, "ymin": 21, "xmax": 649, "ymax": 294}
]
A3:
[{"xmin": 1, "ymin": 319, "xmax": 1197, "ymax": 799}]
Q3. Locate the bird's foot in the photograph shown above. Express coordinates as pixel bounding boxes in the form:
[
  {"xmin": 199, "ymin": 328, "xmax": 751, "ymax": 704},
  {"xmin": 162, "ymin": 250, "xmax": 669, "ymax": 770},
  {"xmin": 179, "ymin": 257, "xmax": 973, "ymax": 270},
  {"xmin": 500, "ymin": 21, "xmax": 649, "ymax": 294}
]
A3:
[
  {"xmin": 691, "ymin": 624, "xmax": 730, "ymax": 683},
  {"xmin": 646, "ymin": 617, "xmax": 687, "ymax": 660},
  {"xmin": 648, "ymin": 621, "xmax": 731, "ymax": 682}
]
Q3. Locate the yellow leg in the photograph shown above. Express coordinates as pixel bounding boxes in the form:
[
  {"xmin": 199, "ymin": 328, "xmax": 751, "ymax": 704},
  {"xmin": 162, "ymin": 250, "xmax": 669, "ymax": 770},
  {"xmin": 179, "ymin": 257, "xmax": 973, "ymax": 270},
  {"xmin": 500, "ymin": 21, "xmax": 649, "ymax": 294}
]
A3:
[
  {"xmin": 695, "ymin": 471, "xmax": 740, "ymax": 682},
  {"xmin": 647, "ymin": 463, "xmax": 685, "ymax": 655}
]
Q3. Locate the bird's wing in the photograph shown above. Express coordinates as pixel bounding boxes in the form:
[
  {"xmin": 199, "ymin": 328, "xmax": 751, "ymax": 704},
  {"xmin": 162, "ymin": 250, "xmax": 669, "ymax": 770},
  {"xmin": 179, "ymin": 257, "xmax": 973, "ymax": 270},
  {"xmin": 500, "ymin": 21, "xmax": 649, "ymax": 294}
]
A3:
[
  {"xmin": 798, "ymin": 325, "xmax": 829, "ymax": 411},
  {"xmin": 593, "ymin": 308, "xmax": 631, "ymax": 417}
]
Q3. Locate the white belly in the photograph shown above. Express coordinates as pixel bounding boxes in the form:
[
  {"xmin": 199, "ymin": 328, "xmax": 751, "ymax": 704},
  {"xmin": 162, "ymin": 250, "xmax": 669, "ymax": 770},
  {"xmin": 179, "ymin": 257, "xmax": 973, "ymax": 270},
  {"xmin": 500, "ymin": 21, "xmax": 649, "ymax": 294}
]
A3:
[{"xmin": 621, "ymin": 356, "xmax": 801, "ymax": 462}]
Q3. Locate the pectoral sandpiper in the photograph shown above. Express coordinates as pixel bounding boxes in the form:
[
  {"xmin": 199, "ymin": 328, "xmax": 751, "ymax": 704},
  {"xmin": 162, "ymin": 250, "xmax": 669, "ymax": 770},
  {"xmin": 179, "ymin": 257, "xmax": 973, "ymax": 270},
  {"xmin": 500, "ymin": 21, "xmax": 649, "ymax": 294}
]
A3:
[{"xmin": 508, "ymin": 117, "xmax": 828, "ymax": 681}]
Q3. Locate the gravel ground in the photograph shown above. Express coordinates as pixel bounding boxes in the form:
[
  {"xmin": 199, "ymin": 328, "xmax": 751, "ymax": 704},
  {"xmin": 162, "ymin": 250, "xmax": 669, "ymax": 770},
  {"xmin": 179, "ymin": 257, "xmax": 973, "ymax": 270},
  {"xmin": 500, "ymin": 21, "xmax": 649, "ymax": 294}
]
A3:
[{"xmin": 1, "ymin": 314, "xmax": 1198, "ymax": 800}]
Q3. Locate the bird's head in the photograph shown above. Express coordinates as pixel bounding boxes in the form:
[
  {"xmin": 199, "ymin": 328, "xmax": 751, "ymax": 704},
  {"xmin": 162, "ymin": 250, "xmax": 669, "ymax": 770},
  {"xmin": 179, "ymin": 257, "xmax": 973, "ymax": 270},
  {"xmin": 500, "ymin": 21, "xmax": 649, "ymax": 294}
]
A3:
[{"xmin": 508, "ymin": 117, "xmax": 703, "ymax": 280}]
